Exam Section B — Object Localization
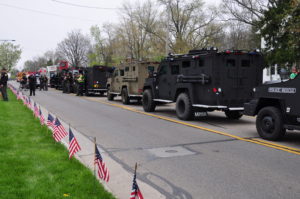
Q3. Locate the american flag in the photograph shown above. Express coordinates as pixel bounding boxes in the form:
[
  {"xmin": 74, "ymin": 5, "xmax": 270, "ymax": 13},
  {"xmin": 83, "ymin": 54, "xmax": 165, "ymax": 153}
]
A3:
[
  {"xmin": 27, "ymin": 98, "xmax": 32, "ymax": 110},
  {"xmin": 34, "ymin": 102, "xmax": 39, "ymax": 117},
  {"xmin": 53, "ymin": 118, "xmax": 68, "ymax": 142},
  {"xmin": 47, "ymin": 114, "xmax": 55, "ymax": 130},
  {"xmin": 17, "ymin": 91, "xmax": 21, "ymax": 100},
  {"xmin": 130, "ymin": 168, "xmax": 144, "ymax": 199},
  {"xmin": 39, "ymin": 107, "xmax": 45, "ymax": 125},
  {"xmin": 22, "ymin": 95, "xmax": 27, "ymax": 105},
  {"xmin": 68, "ymin": 128, "xmax": 81, "ymax": 159},
  {"xmin": 95, "ymin": 145, "xmax": 110, "ymax": 182}
]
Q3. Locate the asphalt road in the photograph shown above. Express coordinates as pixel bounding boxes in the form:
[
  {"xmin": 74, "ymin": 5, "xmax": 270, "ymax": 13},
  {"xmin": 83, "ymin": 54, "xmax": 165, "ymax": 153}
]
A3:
[{"xmin": 18, "ymin": 86, "xmax": 300, "ymax": 199}]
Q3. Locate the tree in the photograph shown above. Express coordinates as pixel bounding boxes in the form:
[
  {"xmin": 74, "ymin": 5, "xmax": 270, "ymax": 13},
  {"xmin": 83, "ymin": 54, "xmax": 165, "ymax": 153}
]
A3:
[
  {"xmin": 221, "ymin": 0, "xmax": 268, "ymax": 28},
  {"xmin": 158, "ymin": 0, "xmax": 220, "ymax": 53},
  {"xmin": 89, "ymin": 25, "xmax": 115, "ymax": 66},
  {"xmin": 56, "ymin": 30, "xmax": 91, "ymax": 67},
  {"xmin": 259, "ymin": 0, "xmax": 300, "ymax": 67},
  {"xmin": 0, "ymin": 42, "xmax": 22, "ymax": 71}
]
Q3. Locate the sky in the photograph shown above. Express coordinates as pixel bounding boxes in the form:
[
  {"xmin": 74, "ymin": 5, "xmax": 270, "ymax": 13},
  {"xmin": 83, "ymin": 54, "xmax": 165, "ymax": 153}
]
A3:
[{"xmin": 0, "ymin": 0, "xmax": 220, "ymax": 70}]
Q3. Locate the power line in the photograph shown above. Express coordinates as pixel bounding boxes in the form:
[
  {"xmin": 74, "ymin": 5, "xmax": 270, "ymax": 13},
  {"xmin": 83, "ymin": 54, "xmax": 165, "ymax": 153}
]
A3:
[
  {"xmin": 51, "ymin": 0, "xmax": 120, "ymax": 10},
  {"xmin": 0, "ymin": 3, "xmax": 100, "ymax": 22}
]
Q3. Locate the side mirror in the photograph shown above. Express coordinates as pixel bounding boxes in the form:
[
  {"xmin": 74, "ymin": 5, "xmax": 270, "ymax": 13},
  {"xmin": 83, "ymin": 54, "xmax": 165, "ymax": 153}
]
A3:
[
  {"xmin": 279, "ymin": 68, "xmax": 289, "ymax": 80},
  {"xmin": 148, "ymin": 71, "xmax": 157, "ymax": 78}
]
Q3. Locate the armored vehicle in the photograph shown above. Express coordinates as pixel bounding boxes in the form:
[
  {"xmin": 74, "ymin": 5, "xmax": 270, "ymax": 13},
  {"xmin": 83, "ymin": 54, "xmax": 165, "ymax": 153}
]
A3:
[
  {"xmin": 244, "ymin": 73, "xmax": 300, "ymax": 140},
  {"xmin": 85, "ymin": 65, "xmax": 113, "ymax": 96},
  {"xmin": 106, "ymin": 61, "xmax": 159, "ymax": 104},
  {"xmin": 142, "ymin": 48, "xmax": 264, "ymax": 120}
]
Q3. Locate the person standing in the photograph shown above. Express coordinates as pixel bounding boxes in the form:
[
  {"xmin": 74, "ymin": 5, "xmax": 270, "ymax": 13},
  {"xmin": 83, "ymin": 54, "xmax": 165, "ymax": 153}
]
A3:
[
  {"xmin": 28, "ymin": 74, "xmax": 36, "ymax": 96},
  {"xmin": 76, "ymin": 71, "xmax": 85, "ymax": 96},
  {"xmin": 39, "ymin": 75, "xmax": 44, "ymax": 91},
  {"xmin": 0, "ymin": 68, "xmax": 9, "ymax": 101},
  {"xmin": 44, "ymin": 75, "xmax": 48, "ymax": 91},
  {"xmin": 290, "ymin": 68, "xmax": 298, "ymax": 79}
]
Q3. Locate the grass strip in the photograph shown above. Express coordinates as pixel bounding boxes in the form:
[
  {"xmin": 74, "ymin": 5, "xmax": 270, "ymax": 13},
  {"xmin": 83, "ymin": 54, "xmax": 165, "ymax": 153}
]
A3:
[{"xmin": 0, "ymin": 90, "xmax": 116, "ymax": 199}]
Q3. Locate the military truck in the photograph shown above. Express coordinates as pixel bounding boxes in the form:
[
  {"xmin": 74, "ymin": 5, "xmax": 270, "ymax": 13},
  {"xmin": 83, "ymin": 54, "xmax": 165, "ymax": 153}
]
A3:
[
  {"xmin": 85, "ymin": 65, "xmax": 113, "ymax": 96},
  {"xmin": 106, "ymin": 61, "xmax": 159, "ymax": 104},
  {"xmin": 244, "ymin": 73, "xmax": 300, "ymax": 140},
  {"xmin": 142, "ymin": 48, "xmax": 264, "ymax": 120}
]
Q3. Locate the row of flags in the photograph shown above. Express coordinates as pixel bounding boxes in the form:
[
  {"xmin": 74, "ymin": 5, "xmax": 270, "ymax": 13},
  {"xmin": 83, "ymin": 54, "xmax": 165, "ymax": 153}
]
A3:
[{"xmin": 9, "ymin": 84, "xmax": 144, "ymax": 199}]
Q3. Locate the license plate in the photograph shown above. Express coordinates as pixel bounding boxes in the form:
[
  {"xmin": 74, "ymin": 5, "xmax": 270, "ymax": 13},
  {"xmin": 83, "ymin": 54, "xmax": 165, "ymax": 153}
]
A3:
[{"xmin": 194, "ymin": 112, "xmax": 207, "ymax": 117}]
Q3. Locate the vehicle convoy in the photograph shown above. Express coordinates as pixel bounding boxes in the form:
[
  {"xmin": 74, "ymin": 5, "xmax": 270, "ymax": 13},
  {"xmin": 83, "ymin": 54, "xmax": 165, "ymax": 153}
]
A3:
[
  {"xmin": 85, "ymin": 65, "xmax": 113, "ymax": 96},
  {"xmin": 142, "ymin": 48, "xmax": 264, "ymax": 120},
  {"xmin": 244, "ymin": 73, "xmax": 300, "ymax": 140},
  {"xmin": 106, "ymin": 60, "xmax": 159, "ymax": 104}
]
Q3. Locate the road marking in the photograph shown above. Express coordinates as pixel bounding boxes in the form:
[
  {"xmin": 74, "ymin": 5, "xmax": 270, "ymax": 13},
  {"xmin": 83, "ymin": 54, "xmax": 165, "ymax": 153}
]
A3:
[{"xmin": 84, "ymin": 97, "xmax": 300, "ymax": 156}]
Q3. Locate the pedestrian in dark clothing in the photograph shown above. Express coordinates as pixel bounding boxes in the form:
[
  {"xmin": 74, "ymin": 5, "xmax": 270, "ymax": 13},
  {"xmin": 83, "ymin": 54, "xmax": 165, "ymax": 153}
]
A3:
[
  {"xmin": 39, "ymin": 75, "xmax": 44, "ymax": 91},
  {"xmin": 0, "ymin": 68, "xmax": 9, "ymax": 101},
  {"xmin": 66, "ymin": 73, "xmax": 73, "ymax": 94},
  {"xmin": 44, "ymin": 75, "xmax": 48, "ymax": 91},
  {"xmin": 62, "ymin": 74, "xmax": 67, "ymax": 93},
  {"xmin": 28, "ymin": 74, "xmax": 36, "ymax": 96},
  {"xmin": 21, "ymin": 74, "xmax": 27, "ymax": 90}
]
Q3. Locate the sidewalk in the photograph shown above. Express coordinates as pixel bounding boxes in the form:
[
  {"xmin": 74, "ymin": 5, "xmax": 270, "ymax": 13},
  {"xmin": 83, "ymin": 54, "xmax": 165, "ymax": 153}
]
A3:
[{"xmin": 9, "ymin": 81, "xmax": 165, "ymax": 199}]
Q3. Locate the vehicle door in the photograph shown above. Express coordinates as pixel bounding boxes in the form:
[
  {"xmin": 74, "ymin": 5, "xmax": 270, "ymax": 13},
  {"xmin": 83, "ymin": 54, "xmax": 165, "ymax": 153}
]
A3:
[
  {"xmin": 223, "ymin": 55, "xmax": 239, "ymax": 99},
  {"xmin": 285, "ymin": 75, "xmax": 300, "ymax": 122},
  {"xmin": 111, "ymin": 69, "xmax": 119, "ymax": 92},
  {"xmin": 156, "ymin": 63, "xmax": 171, "ymax": 99},
  {"xmin": 169, "ymin": 62, "xmax": 180, "ymax": 99}
]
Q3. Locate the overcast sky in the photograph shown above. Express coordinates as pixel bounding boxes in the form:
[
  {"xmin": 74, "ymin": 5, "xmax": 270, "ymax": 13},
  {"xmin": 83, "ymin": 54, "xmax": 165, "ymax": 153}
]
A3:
[{"xmin": 0, "ymin": 0, "xmax": 220, "ymax": 70}]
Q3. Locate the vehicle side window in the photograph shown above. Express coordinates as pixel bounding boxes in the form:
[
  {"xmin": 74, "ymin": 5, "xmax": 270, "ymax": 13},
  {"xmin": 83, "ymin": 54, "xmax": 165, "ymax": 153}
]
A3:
[
  {"xmin": 158, "ymin": 65, "xmax": 167, "ymax": 75},
  {"xmin": 125, "ymin": 67, "xmax": 129, "ymax": 72},
  {"xmin": 171, "ymin": 65, "xmax": 180, "ymax": 75},
  {"xmin": 148, "ymin": 66, "xmax": 154, "ymax": 72},
  {"xmin": 182, "ymin": 61, "xmax": 191, "ymax": 68},
  {"xmin": 114, "ymin": 70, "xmax": 119, "ymax": 77},
  {"xmin": 120, "ymin": 69, "xmax": 125, "ymax": 76},
  {"xmin": 241, "ymin": 60, "xmax": 250, "ymax": 67},
  {"xmin": 226, "ymin": 59, "xmax": 236, "ymax": 67},
  {"xmin": 199, "ymin": 59, "xmax": 205, "ymax": 67}
]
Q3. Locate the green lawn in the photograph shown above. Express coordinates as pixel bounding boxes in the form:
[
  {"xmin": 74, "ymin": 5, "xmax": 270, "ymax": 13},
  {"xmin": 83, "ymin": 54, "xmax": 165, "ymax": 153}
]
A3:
[{"xmin": 0, "ymin": 90, "xmax": 115, "ymax": 199}]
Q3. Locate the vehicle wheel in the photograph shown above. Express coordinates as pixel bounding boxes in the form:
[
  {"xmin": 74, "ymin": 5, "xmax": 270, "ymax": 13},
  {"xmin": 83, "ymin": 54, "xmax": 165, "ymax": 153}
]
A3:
[
  {"xmin": 176, "ymin": 92, "xmax": 194, "ymax": 120},
  {"xmin": 121, "ymin": 88, "xmax": 130, "ymax": 105},
  {"xmin": 107, "ymin": 87, "xmax": 114, "ymax": 101},
  {"xmin": 225, "ymin": 111, "xmax": 243, "ymax": 120},
  {"xmin": 256, "ymin": 106, "xmax": 286, "ymax": 140},
  {"xmin": 143, "ymin": 89, "xmax": 156, "ymax": 112}
]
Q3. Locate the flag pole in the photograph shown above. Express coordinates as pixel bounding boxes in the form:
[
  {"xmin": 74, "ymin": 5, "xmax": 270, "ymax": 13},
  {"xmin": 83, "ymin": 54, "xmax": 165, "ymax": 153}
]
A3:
[
  {"xmin": 135, "ymin": 162, "xmax": 137, "ymax": 175},
  {"xmin": 93, "ymin": 137, "xmax": 97, "ymax": 194}
]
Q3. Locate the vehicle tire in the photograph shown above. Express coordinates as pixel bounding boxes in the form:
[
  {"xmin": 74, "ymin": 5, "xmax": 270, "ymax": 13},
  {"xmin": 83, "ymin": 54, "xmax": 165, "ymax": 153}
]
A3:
[
  {"xmin": 176, "ymin": 92, "xmax": 194, "ymax": 120},
  {"xmin": 121, "ymin": 88, "xmax": 130, "ymax": 105},
  {"xmin": 225, "ymin": 111, "xmax": 243, "ymax": 120},
  {"xmin": 256, "ymin": 106, "xmax": 286, "ymax": 141},
  {"xmin": 143, "ymin": 89, "xmax": 156, "ymax": 112},
  {"xmin": 107, "ymin": 86, "xmax": 114, "ymax": 101}
]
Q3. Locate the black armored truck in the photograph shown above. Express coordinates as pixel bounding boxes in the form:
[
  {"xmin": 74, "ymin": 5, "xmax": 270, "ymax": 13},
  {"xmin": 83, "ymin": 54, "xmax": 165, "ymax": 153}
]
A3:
[
  {"xmin": 244, "ymin": 73, "xmax": 300, "ymax": 140},
  {"xmin": 84, "ymin": 65, "xmax": 113, "ymax": 96},
  {"xmin": 142, "ymin": 48, "xmax": 264, "ymax": 120}
]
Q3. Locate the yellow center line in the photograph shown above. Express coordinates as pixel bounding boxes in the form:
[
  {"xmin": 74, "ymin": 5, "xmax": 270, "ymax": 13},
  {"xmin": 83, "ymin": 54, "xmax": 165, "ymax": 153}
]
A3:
[{"xmin": 84, "ymin": 97, "xmax": 300, "ymax": 156}]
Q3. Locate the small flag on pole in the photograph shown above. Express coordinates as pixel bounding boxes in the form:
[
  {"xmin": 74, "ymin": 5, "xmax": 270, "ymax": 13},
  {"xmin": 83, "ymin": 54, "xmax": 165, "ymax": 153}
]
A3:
[
  {"xmin": 34, "ymin": 102, "xmax": 39, "ymax": 117},
  {"xmin": 130, "ymin": 164, "xmax": 144, "ymax": 199},
  {"xmin": 53, "ymin": 118, "xmax": 68, "ymax": 142},
  {"xmin": 47, "ymin": 114, "xmax": 55, "ymax": 130},
  {"xmin": 95, "ymin": 145, "xmax": 110, "ymax": 182},
  {"xmin": 17, "ymin": 91, "xmax": 21, "ymax": 100},
  {"xmin": 39, "ymin": 107, "xmax": 45, "ymax": 125},
  {"xmin": 69, "ymin": 128, "xmax": 81, "ymax": 159}
]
